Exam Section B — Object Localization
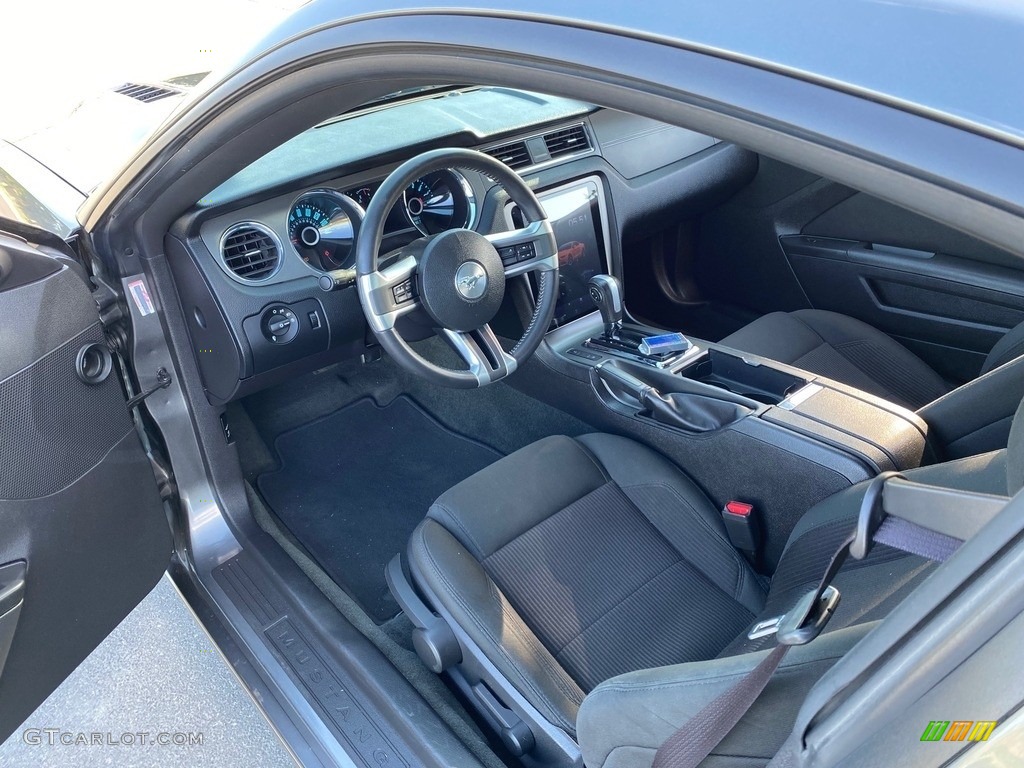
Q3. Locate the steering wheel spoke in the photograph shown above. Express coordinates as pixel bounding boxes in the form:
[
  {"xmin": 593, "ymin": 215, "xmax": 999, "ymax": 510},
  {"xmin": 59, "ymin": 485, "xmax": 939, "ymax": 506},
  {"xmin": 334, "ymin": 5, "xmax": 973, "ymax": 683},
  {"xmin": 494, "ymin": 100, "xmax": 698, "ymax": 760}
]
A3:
[
  {"xmin": 486, "ymin": 220, "xmax": 558, "ymax": 277},
  {"xmin": 357, "ymin": 253, "xmax": 421, "ymax": 331},
  {"xmin": 439, "ymin": 325, "xmax": 518, "ymax": 386}
]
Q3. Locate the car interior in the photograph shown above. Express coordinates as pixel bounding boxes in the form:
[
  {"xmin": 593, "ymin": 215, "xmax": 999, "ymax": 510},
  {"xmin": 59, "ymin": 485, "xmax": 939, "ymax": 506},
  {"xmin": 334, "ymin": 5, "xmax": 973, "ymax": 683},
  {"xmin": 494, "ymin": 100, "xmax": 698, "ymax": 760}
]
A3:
[
  {"xmin": 6, "ymin": 84, "xmax": 1023, "ymax": 767},
  {"xmin": 181, "ymin": 86, "xmax": 1024, "ymax": 767}
]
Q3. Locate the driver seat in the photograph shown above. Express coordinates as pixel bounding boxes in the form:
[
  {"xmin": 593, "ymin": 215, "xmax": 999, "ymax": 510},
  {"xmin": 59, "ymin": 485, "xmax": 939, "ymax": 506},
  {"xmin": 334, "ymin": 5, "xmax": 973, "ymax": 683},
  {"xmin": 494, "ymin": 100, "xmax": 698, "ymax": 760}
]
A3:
[{"xmin": 397, "ymin": 432, "xmax": 1012, "ymax": 767}]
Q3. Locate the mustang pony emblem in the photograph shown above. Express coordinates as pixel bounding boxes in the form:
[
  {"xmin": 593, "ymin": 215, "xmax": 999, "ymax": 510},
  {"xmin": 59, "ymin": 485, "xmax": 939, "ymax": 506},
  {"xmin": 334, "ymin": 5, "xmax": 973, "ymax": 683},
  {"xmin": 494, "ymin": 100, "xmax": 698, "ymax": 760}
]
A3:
[{"xmin": 454, "ymin": 262, "xmax": 488, "ymax": 300}]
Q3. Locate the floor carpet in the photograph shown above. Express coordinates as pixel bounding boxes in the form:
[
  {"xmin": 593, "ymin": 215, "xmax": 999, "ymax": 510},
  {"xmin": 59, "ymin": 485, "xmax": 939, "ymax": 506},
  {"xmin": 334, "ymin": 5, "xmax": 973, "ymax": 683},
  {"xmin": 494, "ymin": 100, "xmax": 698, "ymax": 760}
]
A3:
[{"xmin": 257, "ymin": 395, "xmax": 503, "ymax": 621}]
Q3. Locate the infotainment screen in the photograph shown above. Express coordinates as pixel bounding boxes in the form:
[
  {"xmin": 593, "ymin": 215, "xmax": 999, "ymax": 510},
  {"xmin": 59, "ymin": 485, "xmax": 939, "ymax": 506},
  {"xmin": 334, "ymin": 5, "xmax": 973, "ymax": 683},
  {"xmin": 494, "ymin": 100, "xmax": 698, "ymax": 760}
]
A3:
[{"xmin": 507, "ymin": 178, "xmax": 609, "ymax": 328}]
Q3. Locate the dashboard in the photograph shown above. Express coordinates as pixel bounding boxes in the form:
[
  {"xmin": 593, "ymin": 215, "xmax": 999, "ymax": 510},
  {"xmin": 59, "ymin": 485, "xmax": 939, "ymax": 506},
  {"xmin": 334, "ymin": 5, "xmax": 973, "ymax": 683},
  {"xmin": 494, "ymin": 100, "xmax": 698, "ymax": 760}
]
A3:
[{"xmin": 166, "ymin": 88, "xmax": 753, "ymax": 404}]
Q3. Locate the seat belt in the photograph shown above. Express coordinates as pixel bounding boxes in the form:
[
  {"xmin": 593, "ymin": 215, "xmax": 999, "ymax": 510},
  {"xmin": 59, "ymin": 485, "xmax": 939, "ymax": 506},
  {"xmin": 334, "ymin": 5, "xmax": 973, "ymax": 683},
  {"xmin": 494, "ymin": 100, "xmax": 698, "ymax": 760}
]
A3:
[{"xmin": 652, "ymin": 473, "xmax": 1009, "ymax": 768}]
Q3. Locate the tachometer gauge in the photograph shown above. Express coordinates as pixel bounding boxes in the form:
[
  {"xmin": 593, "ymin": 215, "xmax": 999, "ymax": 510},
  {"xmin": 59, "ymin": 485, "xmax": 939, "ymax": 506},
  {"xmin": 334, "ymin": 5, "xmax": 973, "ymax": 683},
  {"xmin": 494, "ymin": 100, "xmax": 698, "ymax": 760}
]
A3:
[
  {"xmin": 287, "ymin": 190, "xmax": 361, "ymax": 270},
  {"xmin": 403, "ymin": 169, "xmax": 475, "ymax": 235}
]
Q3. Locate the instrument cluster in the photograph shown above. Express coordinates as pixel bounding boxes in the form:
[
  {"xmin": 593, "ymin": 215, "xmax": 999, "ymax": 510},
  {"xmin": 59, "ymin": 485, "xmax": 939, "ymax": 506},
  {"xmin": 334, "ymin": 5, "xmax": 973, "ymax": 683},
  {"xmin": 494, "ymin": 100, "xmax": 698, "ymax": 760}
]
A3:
[{"xmin": 286, "ymin": 169, "xmax": 476, "ymax": 271}]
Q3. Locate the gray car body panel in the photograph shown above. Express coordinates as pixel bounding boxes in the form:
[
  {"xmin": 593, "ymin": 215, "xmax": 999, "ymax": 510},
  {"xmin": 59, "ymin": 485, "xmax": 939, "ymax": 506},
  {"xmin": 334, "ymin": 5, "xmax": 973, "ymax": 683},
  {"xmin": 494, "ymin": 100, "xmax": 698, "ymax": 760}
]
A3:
[{"xmin": 252, "ymin": 0, "xmax": 1024, "ymax": 147}]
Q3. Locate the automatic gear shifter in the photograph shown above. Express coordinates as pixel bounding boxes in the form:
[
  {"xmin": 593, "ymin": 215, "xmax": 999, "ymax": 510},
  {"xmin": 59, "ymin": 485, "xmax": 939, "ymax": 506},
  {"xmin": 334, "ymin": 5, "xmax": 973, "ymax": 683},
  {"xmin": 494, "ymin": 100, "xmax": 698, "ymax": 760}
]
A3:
[
  {"xmin": 587, "ymin": 274, "xmax": 623, "ymax": 339},
  {"xmin": 586, "ymin": 273, "xmax": 645, "ymax": 356},
  {"xmin": 584, "ymin": 273, "xmax": 696, "ymax": 366}
]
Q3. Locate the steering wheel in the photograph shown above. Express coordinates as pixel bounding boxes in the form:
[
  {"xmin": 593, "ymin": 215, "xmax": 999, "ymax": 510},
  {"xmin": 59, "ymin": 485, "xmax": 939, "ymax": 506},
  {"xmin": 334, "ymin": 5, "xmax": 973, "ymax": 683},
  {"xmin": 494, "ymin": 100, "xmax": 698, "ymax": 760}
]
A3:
[{"xmin": 356, "ymin": 148, "xmax": 559, "ymax": 388}]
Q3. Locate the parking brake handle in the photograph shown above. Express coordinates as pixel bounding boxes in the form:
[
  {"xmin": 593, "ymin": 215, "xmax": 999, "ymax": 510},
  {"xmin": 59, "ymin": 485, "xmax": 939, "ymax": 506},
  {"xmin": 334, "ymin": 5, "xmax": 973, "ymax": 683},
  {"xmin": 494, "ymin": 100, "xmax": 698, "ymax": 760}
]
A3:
[
  {"xmin": 595, "ymin": 362, "xmax": 652, "ymax": 400},
  {"xmin": 596, "ymin": 363, "xmax": 751, "ymax": 433}
]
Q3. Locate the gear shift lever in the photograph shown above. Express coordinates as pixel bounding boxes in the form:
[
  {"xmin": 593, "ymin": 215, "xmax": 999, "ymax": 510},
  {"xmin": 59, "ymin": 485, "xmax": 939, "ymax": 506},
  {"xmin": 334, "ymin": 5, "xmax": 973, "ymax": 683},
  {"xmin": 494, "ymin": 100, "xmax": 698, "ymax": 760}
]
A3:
[
  {"xmin": 588, "ymin": 274, "xmax": 623, "ymax": 340},
  {"xmin": 582, "ymin": 274, "xmax": 696, "ymax": 367}
]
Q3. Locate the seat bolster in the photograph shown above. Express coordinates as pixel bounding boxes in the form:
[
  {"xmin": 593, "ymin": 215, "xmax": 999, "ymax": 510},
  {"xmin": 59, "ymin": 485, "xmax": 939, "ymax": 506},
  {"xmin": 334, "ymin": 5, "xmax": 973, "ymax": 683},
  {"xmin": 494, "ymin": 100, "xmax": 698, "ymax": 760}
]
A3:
[
  {"xmin": 408, "ymin": 518, "xmax": 585, "ymax": 734},
  {"xmin": 782, "ymin": 448, "xmax": 1008, "ymax": 552},
  {"xmin": 982, "ymin": 318, "xmax": 1024, "ymax": 375},
  {"xmin": 427, "ymin": 434, "xmax": 608, "ymax": 558},
  {"xmin": 577, "ymin": 622, "xmax": 877, "ymax": 768},
  {"xmin": 578, "ymin": 433, "xmax": 765, "ymax": 612},
  {"xmin": 904, "ymin": 448, "xmax": 1008, "ymax": 495},
  {"xmin": 737, "ymin": 449, "xmax": 1011, "ymax": 655}
]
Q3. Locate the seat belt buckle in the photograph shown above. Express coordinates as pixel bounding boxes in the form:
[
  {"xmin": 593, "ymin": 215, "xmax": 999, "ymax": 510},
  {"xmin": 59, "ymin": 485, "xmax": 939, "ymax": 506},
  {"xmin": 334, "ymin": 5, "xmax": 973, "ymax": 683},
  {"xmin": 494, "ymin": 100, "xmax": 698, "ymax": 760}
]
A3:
[
  {"xmin": 722, "ymin": 500, "xmax": 761, "ymax": 559},
  {"xmin": 775, "ymin": 585, "xmax": 841, "ymax": 646}
]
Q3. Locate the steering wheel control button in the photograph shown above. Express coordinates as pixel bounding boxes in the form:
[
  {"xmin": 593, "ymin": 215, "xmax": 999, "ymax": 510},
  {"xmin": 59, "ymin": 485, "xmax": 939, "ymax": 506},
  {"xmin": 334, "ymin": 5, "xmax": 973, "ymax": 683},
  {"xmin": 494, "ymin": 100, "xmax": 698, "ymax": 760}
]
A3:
[
  {"xmin": 261, "ymin": 306, "xmax": 299, "ymax": 344},
  {"xmin": 454, "ymin": 261, "xmax": 488, "ymax": 300},
  {"xmin": 392, "ymin": 278, "xmax": 418, "ymax": 304},
  {"xmin": 515, "ymin": 243, "xmax": 536, "ymax": 262},
  {"xmin": 498, "ymin": 246, "xmax": 518, "ymax": 266},
  {"xmin": 417, "ymin": 228, "xmax": 506, "ymax": 332}
]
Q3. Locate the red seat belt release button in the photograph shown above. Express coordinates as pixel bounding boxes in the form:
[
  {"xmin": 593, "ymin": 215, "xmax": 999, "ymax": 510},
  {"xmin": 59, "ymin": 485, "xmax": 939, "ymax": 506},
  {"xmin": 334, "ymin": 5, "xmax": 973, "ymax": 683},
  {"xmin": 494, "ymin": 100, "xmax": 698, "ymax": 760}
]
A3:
[
  {"xmin": 725, "ymin": 501, "xmax": 753, "ymax": 517},
  {"xmin": 722, "ymin": 500, "xmax": 760, "ymax": 554}
]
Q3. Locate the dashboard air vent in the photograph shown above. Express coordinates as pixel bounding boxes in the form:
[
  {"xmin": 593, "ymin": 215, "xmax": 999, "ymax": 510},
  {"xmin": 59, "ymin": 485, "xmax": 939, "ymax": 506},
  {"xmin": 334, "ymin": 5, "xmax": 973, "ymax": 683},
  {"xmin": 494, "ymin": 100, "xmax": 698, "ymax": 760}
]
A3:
[
  {"xmin": 113, "ymin": 82, "xmax": 182, "ymax": 103},
  {"xmin": 485, "ymin": 141, "xmax": 532, "ymax": 170},
  {"xmin": 543, "ymin": 125, "xmax": 590, "ymax": 159},
  {"xmin": 221, "ymin": 224, "xmax": 280, "ymax": 281}
]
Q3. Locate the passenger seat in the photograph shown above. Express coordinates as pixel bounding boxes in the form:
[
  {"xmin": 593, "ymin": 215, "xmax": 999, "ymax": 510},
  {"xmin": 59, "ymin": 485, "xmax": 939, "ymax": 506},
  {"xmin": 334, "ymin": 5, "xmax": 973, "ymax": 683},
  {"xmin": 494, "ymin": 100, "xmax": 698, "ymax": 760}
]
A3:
[{"xmin": 720, "ymin": 309, "xmax": 1024, "ymax": 410}]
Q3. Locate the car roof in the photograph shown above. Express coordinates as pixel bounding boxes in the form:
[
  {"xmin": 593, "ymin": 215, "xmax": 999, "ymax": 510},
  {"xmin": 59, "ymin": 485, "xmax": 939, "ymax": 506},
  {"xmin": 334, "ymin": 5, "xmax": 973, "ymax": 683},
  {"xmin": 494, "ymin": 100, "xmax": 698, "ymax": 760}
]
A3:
[{"xmin": 254, "ymin": 0, "xmax": 1024, "ymax": 147}]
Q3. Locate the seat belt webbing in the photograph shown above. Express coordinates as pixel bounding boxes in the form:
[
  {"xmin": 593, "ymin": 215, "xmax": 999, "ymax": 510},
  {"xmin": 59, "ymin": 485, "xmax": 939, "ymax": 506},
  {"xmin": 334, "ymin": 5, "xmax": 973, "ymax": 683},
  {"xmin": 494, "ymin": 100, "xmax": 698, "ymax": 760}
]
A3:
[{"xmin": 652, "ymin": 477, "xmax": 986, "ymax": 768}]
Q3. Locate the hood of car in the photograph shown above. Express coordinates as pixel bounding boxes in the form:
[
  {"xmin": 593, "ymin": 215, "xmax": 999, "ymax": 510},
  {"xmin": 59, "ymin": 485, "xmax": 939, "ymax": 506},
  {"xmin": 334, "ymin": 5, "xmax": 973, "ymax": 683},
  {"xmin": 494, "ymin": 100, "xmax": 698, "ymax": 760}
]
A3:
[
  {"xmin": 10, "ymin": 77, "xmax": 201, "ymax": 197},
  {"xmin": 0, "ymin": 76, "xmax": 206, "ymax": 236},
  {"xmin": 0, "ymin": 0, "xmax": 303, "ymax": 237}
]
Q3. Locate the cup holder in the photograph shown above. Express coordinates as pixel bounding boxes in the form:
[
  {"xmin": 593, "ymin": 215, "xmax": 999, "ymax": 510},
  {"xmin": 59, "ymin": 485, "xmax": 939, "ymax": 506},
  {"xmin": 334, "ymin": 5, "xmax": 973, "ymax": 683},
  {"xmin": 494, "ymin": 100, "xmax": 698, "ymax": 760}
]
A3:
[{"xmin": 678, "ymin": 348, "xmax": 808, "ymax": 406}]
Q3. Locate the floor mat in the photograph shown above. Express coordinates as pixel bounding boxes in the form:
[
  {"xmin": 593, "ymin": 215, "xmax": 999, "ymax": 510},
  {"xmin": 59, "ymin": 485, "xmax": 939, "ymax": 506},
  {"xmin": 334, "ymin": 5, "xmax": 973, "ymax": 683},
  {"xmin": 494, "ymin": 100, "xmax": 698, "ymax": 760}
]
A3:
[{"xmin": 257, "ymin": 395, "xmax": 503, "ymax": 622}]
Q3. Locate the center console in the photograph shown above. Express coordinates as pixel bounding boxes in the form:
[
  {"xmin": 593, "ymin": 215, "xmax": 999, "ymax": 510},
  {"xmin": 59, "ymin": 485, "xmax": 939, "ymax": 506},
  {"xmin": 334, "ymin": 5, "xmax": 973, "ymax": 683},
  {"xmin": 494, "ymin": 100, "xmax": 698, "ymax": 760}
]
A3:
[
  {"xmin": 521, "ymin": 272, "xmax": 928, "ymax": 570},
  {"xmin": 548, "ymin": 303, "xmax": 927, "ymax": 470},
  {"xmin": 504, "ymin": 174, "xmax": 929, "ymax": 567}
]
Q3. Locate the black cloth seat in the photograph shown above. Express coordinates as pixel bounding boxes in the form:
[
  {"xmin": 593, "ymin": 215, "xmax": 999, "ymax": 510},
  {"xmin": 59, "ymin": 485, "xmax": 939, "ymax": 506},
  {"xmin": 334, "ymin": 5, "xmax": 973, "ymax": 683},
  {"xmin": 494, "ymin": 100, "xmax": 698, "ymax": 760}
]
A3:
[
  {"xmin": 719, "ymin": 309, "xmax": 1024, "ymax": 410},
  {"xmin": 405, "ymin": 432, "xmax": 1012, "ymax": 767}
]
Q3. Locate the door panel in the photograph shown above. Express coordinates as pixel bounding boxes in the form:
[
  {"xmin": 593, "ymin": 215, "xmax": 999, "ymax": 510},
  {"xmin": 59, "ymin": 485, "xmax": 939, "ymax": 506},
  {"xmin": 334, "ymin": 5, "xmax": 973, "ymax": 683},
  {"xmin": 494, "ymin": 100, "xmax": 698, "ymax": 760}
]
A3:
[
  {"xmin": 781, "ymin": 234, "xmax": 1024, "ymax": 382},
  {"xmin": 693, "ymin": 157, "xmax": 1024, "ymax": 383},
  {"xmin": 0, "ymin": 231, "xmax": 170, "ymax": 741},
  {"xmin": 802, "ymin": 190, "xmax": 1020, "ymax": 270}
]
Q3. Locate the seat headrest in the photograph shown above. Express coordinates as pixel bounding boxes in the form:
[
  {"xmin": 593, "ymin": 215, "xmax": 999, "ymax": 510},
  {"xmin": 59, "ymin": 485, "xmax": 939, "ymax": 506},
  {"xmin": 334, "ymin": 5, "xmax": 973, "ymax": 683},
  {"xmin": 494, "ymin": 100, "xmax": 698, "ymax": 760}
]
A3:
[{"xmin": 1007, "ymin": 397, "xmax": 1024, "ymax": 494}]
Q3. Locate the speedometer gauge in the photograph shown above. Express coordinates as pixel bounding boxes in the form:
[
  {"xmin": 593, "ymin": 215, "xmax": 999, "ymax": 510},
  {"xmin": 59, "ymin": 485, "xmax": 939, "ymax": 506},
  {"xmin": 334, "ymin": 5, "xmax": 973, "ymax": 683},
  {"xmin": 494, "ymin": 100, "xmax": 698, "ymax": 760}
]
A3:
[
  {"xmin": 287, "ymin": 190, "xmax": 361, "ymax": 271},
  {"xmin": 403, "ymin": 169, "xmax": 475, "ymax": 235}
]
